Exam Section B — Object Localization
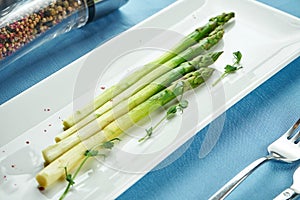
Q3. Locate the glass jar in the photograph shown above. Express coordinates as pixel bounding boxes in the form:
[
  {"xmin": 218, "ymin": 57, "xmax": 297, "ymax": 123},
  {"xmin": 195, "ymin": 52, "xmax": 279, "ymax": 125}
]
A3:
[{"xmin": 0, "ymin": 0, "xmax": 128, "ymax": 70}]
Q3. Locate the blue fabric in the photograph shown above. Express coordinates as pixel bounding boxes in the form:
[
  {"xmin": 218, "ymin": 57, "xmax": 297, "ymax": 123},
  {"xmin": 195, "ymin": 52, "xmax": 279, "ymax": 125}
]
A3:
[{"xmin": 1, "ymin": 0, "xmax": 299, "ymax": 199}]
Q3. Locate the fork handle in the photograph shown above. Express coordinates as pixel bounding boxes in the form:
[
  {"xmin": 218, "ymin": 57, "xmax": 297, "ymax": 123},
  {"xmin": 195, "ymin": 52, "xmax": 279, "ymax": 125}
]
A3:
[
  {"xmin": 209, "ymin": 156, "xmax": 271, "ymax": 200},
  {"xmin": 273, "ymin": 188, "xmax": 299, "ymax": 200}
]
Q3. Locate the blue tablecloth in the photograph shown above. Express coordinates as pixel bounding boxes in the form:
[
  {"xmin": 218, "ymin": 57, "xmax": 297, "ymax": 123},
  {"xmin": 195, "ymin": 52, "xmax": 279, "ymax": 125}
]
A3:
[{"xmin": 1, "ymin": 0, "xmax": 299, "ymax": 199}]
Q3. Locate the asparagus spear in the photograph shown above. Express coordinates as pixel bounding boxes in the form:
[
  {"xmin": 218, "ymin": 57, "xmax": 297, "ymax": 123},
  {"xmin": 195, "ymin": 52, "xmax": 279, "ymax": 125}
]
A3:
[
  {"xmin": 36, "ymin": 67, "xmax": 215, "ymax": 188},
  {"xmin": 43, "ymin": 52, "xmax": 223, "ymax": 163},
  {"xmin": 62, "ymin": 12, "xmax": 234, "ymax": 129}
]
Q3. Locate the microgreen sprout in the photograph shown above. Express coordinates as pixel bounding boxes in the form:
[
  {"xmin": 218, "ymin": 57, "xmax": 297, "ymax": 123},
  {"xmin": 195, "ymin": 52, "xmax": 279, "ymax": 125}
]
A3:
[
  {"xmin": 138, "ymin": 81, "xmax": 189, "ymax": 142},
  {"xmin": 212, "ymin": 51, "xmax": 243, "ymax": 86},
  {"xmin": 59, "ymin": 138, "xmax": 120, "ymax": 200}
]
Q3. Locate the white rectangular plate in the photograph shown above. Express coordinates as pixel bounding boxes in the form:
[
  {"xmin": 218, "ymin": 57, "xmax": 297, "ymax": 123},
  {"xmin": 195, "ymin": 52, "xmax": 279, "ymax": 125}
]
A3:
[{"xmin": 1, "ymin": 0, "xmax": 300, "ymax": 199}]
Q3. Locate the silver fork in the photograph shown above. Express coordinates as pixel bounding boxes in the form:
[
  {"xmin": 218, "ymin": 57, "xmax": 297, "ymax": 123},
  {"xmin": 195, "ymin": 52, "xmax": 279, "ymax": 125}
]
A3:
[
  {"xmin": 209, "ymin": 118, "xmax": 300, "ymax": 200},
  {"xmin": 274, "ymin": 165, "xmax": 300, "ymax": 200}
]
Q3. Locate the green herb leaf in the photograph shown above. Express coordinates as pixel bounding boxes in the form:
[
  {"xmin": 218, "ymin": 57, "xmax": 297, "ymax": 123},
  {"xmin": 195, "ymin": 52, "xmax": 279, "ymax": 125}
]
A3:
[
  {"xmin": 224, "ymin": 64, "xmax": 238, "ymax": 73},
  {"xmin": 173, "ymin": 81, "xmax": 185, "ymax": 97},
  {"xmin": 179, "ymin": 100, "xmax": 189, "ymax": 109},
  {"xmin": 102, "ymin": 141, "xmax": 114, "ymax": 149},
  {"xmin": 146, "ymin": 127, "xmax": 153, "ymax": 136},
  {"xmin": 233, "ymin": 51, "xmax": 242, "ymax": 64},
  {"xmin": 66, "ymin": 174, "xmax": 75, "ymax": 185},
  {"xmin": 177, "ymin": 100, "xmax": 189, "ymax": 114},
  {"xmin": 84, "ymin": 150, "xmax": 99, "ymax": 157},
  {"xmin": 101, "ymin": 138, "xmax": 121, "ymax": 150},
  {"xmin": 167, "ymin": 105, "xmax": 177, "ymax": 115},
  {"xmin": 166, "ymin": 112, "xmax": 176, "ymax": 120}
]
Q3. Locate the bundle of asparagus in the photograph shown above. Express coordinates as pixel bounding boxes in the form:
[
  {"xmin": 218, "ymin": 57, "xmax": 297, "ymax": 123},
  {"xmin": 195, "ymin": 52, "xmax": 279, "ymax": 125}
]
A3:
[
  {"xmin": 62, "ymin": 12, "xmax": 235, "ymax": 129},
  {"xmin": 43, "ymin": 51, "xmax": 223, "ymax": 165},
  {"xmin": 35, "ymin": 12, "xmax": 235, "ymax": 193},
  {"xmin": 55, "ymin": 26, "xmax": 224, "ymax": 143}
]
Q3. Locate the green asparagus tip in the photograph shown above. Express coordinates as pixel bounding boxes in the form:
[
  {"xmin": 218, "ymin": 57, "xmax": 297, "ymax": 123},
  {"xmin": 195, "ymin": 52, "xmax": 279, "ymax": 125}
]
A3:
[
  {"xmin": 211, "ymin": 51, "xmax": 224, "ymax": 62},
  {"xmin": 200, "ymin": 68, "xmax": 215, "ymax": 81},
  {"xmin": 209, "ymin": 12, "xmax": 235, "ymax": 25},
  {"xmin": 185, "ymin": 68, "xmax": 215, "ymax": 88}
]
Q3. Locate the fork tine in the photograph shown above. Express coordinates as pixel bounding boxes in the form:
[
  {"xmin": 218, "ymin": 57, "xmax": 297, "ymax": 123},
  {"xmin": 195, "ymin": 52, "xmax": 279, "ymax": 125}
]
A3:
[
  {"xmin": 293, "ymin": 118, "xmax": 300, "ymax": 130},
  {"xmin": 286, "ymin": 118, "xmax": 300, "ymax": 138},
  {"xmin": 291, "ymin": 131, "xmax": 300, "ymax": 142}
]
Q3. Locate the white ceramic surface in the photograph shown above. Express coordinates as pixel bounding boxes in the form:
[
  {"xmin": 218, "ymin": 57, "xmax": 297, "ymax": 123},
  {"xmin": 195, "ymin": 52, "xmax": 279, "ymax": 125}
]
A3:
[{"xmin": 1, "ymin": 0, "xmax": 300, "ymax": 199}]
